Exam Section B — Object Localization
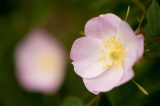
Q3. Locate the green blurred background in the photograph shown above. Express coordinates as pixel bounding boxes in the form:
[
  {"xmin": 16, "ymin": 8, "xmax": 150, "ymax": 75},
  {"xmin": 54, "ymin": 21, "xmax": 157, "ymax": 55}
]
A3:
[{"xmin": 0, "ymin": 0, "xmax": 160, "ymax": 106}]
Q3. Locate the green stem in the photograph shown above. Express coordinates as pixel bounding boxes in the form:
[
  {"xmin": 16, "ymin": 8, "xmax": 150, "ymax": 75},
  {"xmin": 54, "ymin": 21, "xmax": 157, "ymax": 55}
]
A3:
[
  {"xmin": 135, "ymin": 15, "xmax": 144, "ymax": 34},
  {"xmin": 85, "ymin": 95, "xmax": 100, "ymax": 106},
  {"xmin": 132, "ymin": 80, "xmax": 149, "ymax": 95}
]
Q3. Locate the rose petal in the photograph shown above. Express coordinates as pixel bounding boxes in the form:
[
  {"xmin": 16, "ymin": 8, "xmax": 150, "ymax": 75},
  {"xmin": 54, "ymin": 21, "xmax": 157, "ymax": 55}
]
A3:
[
  {"xmin": 71, "ymin": 37, "xmax": 107, "ymax": 78},
  {"xmin": 70, "ymin": 37, "xmax": 101, "ymax": 61},
  {"xmin": 116, "ymin": 68, "xmax": 134, "ymax": 87},
  {"xmin": 72, "ymin": 58, "xmax": 106, "ymax": 78},
  {"xmin": 134, "ymin": 34, "xmax": 144, "ymax": 59},
  {"xmin": 83, "ymin": 65, "xmax": 124, "ymax": 94},
  {"xmin": 121, "ymin": 47, "xmax": 136, "ymax": 71},
  {"xmin": 117, "ymin": 21, "xmax": 144, "ymax": 68},
  {"xmin": 85, "ymin": 13, "xmax": 121, "ymax": 39}
]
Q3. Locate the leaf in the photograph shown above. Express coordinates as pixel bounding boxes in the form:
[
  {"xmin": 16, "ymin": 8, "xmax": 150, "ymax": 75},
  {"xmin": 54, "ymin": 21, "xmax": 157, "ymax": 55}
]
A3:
[
  {"xmin": 146, "ymin": 0, "xmax": 160, "ymax": 38},
  {"xmin": 61, "ymin": 96, "xmax": 84, "ymax": 106},
  {"xmin": 97, "ymin": 94, "xmax": 112, "ymax": 106}
]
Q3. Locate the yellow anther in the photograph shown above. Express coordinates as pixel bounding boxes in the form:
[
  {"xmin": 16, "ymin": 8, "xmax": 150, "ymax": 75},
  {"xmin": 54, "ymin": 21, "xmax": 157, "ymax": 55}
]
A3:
[{"xmin": 98, "ymin": 35, "xmax": 126, "ymax": 69}]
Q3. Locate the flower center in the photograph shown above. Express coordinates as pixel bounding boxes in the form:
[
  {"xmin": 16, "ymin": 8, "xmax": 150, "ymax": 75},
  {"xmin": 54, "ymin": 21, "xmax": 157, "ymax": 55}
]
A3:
[
  {"xmin": 98, "ymin": 36, "xmax": 126, "ymax": 69},
  {"xmin": 36, "ymin": 52, "xmax": 59, "ymax": 72},
  {"xmin": 38, "ymin": 55, "xmax": 54, "ymax": 70}
]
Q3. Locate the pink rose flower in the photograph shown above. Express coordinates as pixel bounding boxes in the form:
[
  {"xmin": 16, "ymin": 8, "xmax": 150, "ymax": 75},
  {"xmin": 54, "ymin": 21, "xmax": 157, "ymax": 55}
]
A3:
[
  {"xmin": 15, "ymin": 29, "xmax": 66, "ymax": 94},
  {"xmin": 70, "ymin": 13, "xmax": 144, "ymax": 94}
]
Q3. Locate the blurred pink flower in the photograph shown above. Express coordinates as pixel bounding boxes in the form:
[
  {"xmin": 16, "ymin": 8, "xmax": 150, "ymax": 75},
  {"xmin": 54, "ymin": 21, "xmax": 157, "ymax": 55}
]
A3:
[
  {"xmin": 70, "ymin": 13, "xmax": 144, "ymax": 94},
  {"xmin": 15, "ymin": 29, "xmax": 66, "ymax": 94}
]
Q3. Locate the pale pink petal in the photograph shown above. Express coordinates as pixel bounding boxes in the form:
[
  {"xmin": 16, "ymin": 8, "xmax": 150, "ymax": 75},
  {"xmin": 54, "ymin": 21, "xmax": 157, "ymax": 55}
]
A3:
[
  {"xmin": 71, "ymin": 37, "xmax": 107, "ymax": 78},
  {"xmin": 99, "ymin": 13, "xmax": 122, "ymax": 29},
  {"xmin": 116, "ymin": 68, "xmax": 134, "ymax": 87},
  {"xmin": 117, "ymin": 21, "xmax": 144, "ymax": 67},
  {"xmin": 122, "ymin": 47, "xmax": 137, "ymax": 71},
  {"xmin": 85, "ymin": 13, "xmax": 121, "ymax": 39},
  {"xmin": 70, "ymin": 37, "xmax": 101, "ymax": 61},
  {"xmin": 83, "ymin": 66, "xmax": 124, "ymax": 94},
  {"xmin": 72, "ymin": 59, "xmax": 105, "ymax": 78},
  {"xmin": 134, "ymin": 34, "xmax": 144, "ymax": 59}
]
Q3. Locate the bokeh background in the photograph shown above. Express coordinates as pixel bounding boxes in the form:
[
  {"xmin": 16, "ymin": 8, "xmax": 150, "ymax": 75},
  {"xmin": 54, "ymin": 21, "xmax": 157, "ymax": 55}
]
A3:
[{"xmin": 0, "ymin": 0, "xmax": 160, "ymax": 106}]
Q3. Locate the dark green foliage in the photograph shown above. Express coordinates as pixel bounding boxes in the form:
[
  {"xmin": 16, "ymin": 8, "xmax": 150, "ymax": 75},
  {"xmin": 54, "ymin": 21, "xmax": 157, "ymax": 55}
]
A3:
[
  {"xmin": 145, "ymin": 0, "xmax": 160, "ymax": 41},
  {"xmin": 97, "ymin": 94, "xmax": 112, "ymax": 106},
  {"xmin": 61, "ymin": 96, "xmax": 84, "ymax": 106}
]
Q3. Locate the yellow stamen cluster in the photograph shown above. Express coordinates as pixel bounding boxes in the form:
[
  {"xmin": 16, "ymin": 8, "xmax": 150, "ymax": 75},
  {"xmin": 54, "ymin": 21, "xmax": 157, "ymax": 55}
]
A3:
[{"xmin": 98, "ymin": 36, "xmax": 126, "ymax": 69}]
